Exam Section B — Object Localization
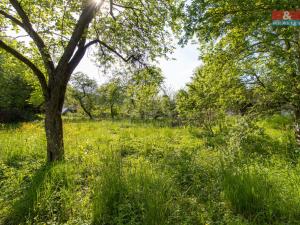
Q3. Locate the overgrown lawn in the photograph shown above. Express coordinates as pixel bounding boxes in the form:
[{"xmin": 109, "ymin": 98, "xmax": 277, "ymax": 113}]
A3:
[{"xmin": 0, "ymin": 118, "xmax": 299, "ymax": 224}]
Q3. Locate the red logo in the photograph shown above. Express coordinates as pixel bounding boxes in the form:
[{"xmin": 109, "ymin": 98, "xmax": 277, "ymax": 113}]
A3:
[{"xmin": 272, "ymin": 11, "xmax": 300, "ymax": 20}]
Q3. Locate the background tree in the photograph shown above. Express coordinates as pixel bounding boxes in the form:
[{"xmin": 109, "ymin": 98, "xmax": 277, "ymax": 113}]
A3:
[
  {"xmin": 0, "ymin": 0, "xmax": 179, "ymax": 161},
  {"xmin": 70, "ymin": 72, "xmax": 98, "ymax": 119},
  {"xmin": 126, "ymin": 67, "xmax": 164, "ymax": 120},
  {"xmin": 0, "ymin": 50, "xmax": 37, "ymax": 122},
  {"xmin": 176, "ymin": 61, "xmax": 250, "ymax": 134},
  {"xmin": 183, "ymin": 0, "xmax": 300, "ymax": 143},
  {"xmin": 158, "ymin": 93, "xmax": 177, "ymax": 120},
  {"xmin": 98, "ymin": 78, "xmax": 124, "ymax": 119}
]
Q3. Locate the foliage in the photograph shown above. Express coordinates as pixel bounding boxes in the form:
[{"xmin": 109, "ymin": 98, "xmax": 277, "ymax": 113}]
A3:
[
  {"xmin": 125, "ymin": 67, "xmax": 164, "ymax": 119},
  {"xmin": 0, "ymin": 50, "xmax": 39, "ymax": 122},
  {"xmin": 97, "ymin": 78, "xmax": 125, "ymax": 119},
  {"xmin": 182, "ymin": 0, "xmax": 300, "ymax": 131},
  {"xmin": 157, "ymin": 93, "xmax": 178, "ymax": 122},
  {"xmin": 0, "ymin": 70, "xmax": 32, "ymax": 110},
  {"xmin": 1, "ymin": 0, "xmax": 179, "ymax": 76},
  {"xmin": 176, "ymin": 64, "xmax": 250, "ymax": 133}
]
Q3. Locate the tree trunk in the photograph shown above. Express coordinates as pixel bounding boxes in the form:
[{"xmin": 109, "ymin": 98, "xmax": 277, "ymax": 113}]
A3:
[
  {"xmin": 295, "ymin": 109, "xmax": 300, "ymax": 147},
  {"xmin": 110, "ymin": 104, "xmax": 114, "ymax": 119},
  {"xmin": 78, "ymin": 98, "xmax": 93, "ymax": 119},
  {"xmin": 140, "ymin": 110, "xmax": 145, "ymax": 120},
  {"xmin": 45, "ymin": 109, "xmax": 64, "ymax": 161},
  {"xmin": 44, "ymin": 84, "xmax": 66, "ymax": 162}
]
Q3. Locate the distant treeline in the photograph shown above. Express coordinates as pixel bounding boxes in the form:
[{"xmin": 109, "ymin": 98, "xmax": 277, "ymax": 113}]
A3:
[{"xmin": 0, "ymin": 56, "xmax": 290, "ymax": 127}]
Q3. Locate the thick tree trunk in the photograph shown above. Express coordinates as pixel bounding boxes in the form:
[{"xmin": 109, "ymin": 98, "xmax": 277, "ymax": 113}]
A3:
[
  {"xmin": 44, "ymin": 83, "xmax": 67, "ymax": 162},
  {"xmin": 45, "ymin": 109, "xmax": 64, "ymax": 161},
  {"xmin": 295, "ymin": 109, "xmax": 300, "ymax": 147}
]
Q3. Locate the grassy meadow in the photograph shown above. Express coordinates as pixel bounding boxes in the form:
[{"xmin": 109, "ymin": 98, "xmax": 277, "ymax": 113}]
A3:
[{"xmin": 1, "ymin": 116, "xmax": 300, "ymax": 225}]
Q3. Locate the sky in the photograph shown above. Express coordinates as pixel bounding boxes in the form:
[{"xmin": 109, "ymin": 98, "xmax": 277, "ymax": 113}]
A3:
[{"xmin": 74, "ymin": 42, "xmax": 201, "ymax": 91}]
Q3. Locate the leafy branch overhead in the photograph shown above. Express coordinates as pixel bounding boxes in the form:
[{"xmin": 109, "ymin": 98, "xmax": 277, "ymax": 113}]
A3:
[{"xmin": 0, "ymin": 0, "xmax": 178, "ymax": 94}]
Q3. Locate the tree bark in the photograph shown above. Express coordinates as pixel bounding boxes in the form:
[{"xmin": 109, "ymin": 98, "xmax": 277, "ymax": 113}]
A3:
[
  {"xmin": 45, "ymin": 108, "xmax": 64, "ymax": 161},
  {"xmin": 44, "ymin": 84, "xmax": 67, "ymax": 162},
  {"xmin": 295, "ymin": 109, "xmax": 300, "ymax": 147}
]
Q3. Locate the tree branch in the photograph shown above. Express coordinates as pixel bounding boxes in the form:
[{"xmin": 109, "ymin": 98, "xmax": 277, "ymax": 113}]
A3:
[
  {"xmin": 108, "ymin": 1, "xmax": 143, "ymax": 20},
  {"xmin": 69, "ymin": 38, "xmax": 139, "ymax": 77},
  {"xmin": 8, "ymin": 0, "xmax": 55, "ymax": 75},
  {"xmin": 65, "ymin": 22, "xmax": 91, "ymax": 83},
  {"xmin": 109, "ymin": 0, "xmax": 116, "ymax": 20},
  {"xmin": 0, "ymin": 9, "xmax": 24, "ymax": 28},
  {"xmin": 253, "ymin": 73, "xmax": 266, "ymax": 89},
  {"xmin": 0, "ymin": 34, "xmax": 29, "ymax": 40},
  {"xmin": 0, "ymin": 40, "xmax": 49, "ymax": 98},
  {"xmin": 67, "ymin": 45, "xmax": 87, "ymax": 76},
  {"xmin": 112, "ymin": 2, "xmax": 141, "ymax": 11},
  {"xmin": 84, "ymin": 39, "xmax": 136, "ymax": 62},
  {"xmin": 56, "ymin": 1, "xmax": 103, "ymax": 75}
]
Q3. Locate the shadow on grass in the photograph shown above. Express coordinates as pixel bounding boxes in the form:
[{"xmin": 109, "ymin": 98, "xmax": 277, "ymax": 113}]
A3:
[
  {"xmin": 0, "ymin": 123, "xmax": 22, "ymax": 130},
  {"xmin": 3, "ymin": 163, "xmax": 52, "ymax": 225},
  {"xmin": 3, "ymin": 154, "xmax": 26, "ymax": 169},
  {"xmin": 62, "ymin": 116, "xmax": 180, "ymax": 128}
]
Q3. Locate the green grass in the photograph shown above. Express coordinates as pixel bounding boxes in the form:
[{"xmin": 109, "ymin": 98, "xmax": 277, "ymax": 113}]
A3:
[
  {"xmin": 222, "ymin": 162, "xmax": 300, "ymax": 224},
  {"xmin": 0, "ymin": 118, "xmax": 300, "ymax": 224}
]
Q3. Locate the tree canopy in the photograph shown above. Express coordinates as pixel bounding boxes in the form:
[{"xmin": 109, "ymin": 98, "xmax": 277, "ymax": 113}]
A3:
[
  {"xmin": 181, "ymin": 0, "xmax": 300, "ymax": 141},
  {"xmin": 126, "ymin": 66, "xmax": 164, "ymax": 119},
  {"xmin": 182, "ymin": 0, "xmax": 300, "ymax": 111}
]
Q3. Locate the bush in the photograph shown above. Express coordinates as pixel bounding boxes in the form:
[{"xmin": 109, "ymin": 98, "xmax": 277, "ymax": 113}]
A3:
[{"xmin": 0, "ymin": 108, "xmax": 38, "ymax": 123}]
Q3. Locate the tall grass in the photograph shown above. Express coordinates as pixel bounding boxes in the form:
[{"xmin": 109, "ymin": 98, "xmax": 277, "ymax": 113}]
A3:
[
  {"xmin": 0, "ymin": 117, "xmax": 300, "ymax": 224},
  {"xmin": 222, "ymin": 162, "xmax": 300, "ymax": 224},
  {"xmin": 93, "ymin": 150, "xmax": 174, "ymax": 225}
]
